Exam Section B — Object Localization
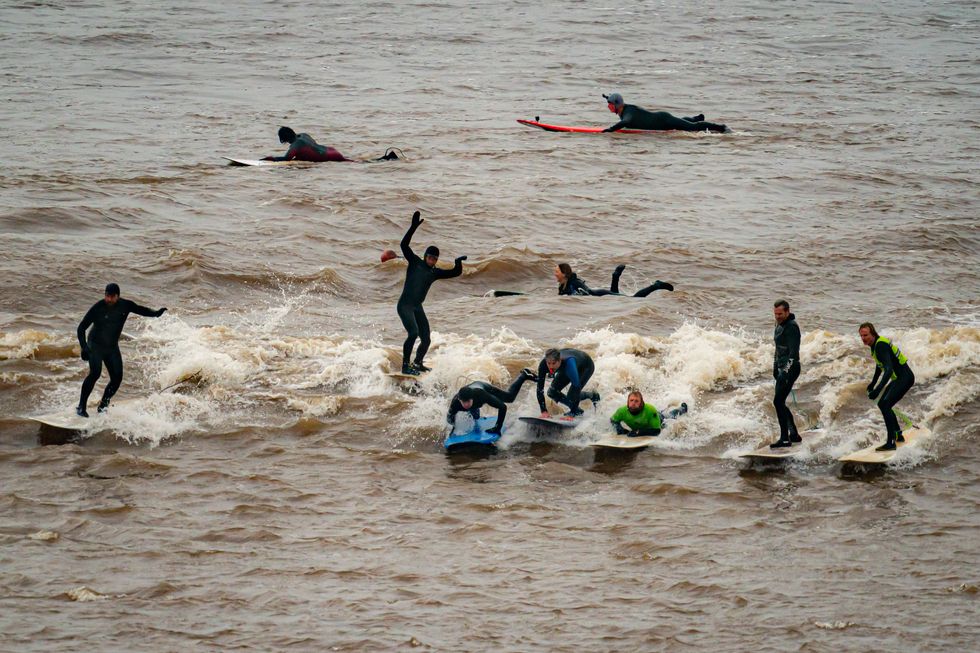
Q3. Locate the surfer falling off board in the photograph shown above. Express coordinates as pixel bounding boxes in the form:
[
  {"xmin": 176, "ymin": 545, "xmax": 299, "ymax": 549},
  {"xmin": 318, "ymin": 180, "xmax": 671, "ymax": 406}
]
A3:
[
  {"xmin": 76, "ymin": 283, "xmax": 167, "ymax": 417},
  {"xmin": 446, "ymin": 369, "xmax": 539, "ymax": 435}
]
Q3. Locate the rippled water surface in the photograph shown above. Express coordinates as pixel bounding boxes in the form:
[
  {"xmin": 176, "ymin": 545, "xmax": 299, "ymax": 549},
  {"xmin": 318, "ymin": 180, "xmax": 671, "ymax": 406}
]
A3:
[{"xmin": 1, "ymin": 1, "xmax": 978, "ymax": 650}]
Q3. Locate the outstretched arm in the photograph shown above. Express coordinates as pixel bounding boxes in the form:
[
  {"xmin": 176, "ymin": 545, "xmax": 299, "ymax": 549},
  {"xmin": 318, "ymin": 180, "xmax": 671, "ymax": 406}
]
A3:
[
  {"xmin": 435, "ymin": 255, "xmax": 466, "ymax": 279},
  {"xmin": 128, "ymin": 300, "xmax": 167, "ymax": 318},
  {"xmin": 401, "ymin": 211, "xmax": 423, "ymax": 260}
]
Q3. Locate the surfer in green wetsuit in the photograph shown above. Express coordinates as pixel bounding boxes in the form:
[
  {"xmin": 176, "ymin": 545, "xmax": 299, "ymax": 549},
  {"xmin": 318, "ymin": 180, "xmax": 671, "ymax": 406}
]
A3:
[
  {"xmin": 602, "ymin": 93, "xmax": 728, "ymax": 133},
  {"xmin": 447, "ymin": 369, "xmax": 538, "ymax": 435},
  {"xmin": 610, "ymin": 390, "xmax": 688, "ymax": 436},
  {"xmin": 859, "ymin": 322, "xmax": 915, "ymax": 451},
  {"xmin": 555, "ymin": 263, "xmax": 673, "ymax": 297},
  {"xmin": 76, "ymin": 283, "xmax": 167, "ymax": 417}
]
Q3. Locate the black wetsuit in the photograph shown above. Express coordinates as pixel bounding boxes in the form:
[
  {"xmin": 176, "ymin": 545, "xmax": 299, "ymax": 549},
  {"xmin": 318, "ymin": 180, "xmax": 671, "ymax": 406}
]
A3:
[
  {"xmin": 558, "ymin": 268, "xmax": 671, "ymax": 297},
  {"xmin": 605, "ymin": 104, "xmax": 726, "ymax": 133},
  {"xmin": 397, "ymin": 222, "xmax": 462, "ymax": 367},
  {"xmin": 77, "ymin": 299, "xmax": 164, "ymax": 410},
  {"xmin": 267, "ymin": 133, "xmax": 347, "ymax": 162},
  {"xmin": 869, "ymin": 339, "xmax": 915, "ymax": 440},
  {"xmin": 536, "ymin": 348, "xmax": 598, "ymax": 416},
  {"xmin": 772, "ymin": 313, "xmax": 802, "ymax": 443},
  {"xmin": 446, "ymin": 374, "xmax": 532, "ymax": 432}
]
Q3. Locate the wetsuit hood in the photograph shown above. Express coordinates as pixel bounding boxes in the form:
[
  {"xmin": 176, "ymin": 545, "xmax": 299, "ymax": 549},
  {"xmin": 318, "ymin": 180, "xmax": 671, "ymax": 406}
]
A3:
[
  {"xmin": 458, "ymin": 386, "xmax": 476, "ymax": 401},
  {"xmin": 424, "ymin": 245, "xmax": 440, "ymax": 258},
  {"xmin": 603, "ymin": 92, "xmax": 624, "ymax": 109}
]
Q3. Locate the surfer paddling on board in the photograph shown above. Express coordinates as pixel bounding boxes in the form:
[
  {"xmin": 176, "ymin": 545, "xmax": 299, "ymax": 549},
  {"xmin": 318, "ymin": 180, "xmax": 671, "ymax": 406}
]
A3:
[
  {"xmin": 859, "ymin": 323, "xmax": 915, "ymax": 451},
  {"xmin": 536, "ymin": 348, "xmax": 600, "ymax": 418},
  {"xmin": 447, "ymin": 369, "xmax": 539, "ymax": 435},
  {"xmin": 75, "ymin": 283, "xmax": 167, "ymax": 417},
  {"xmin": 397, "ymin": 210, "xmax": 466, "ymax": 375},
  {"xmin": 602, "ymin": 93, "xmax": 728, "ymax": 133},
  {"xmin": 610, "ymin": 390, "xmax": 688, "ymax": 437},
  {"xmin": 262, "ymin": 126, "xmax": 348, "ymax": 162},
  {"xmin": 770, "ymin": 300, "xmax": 803, "ymax": 448},
  {"xmin": 555, "ymin": 263, "xmax": 673, "ymax": 296}
]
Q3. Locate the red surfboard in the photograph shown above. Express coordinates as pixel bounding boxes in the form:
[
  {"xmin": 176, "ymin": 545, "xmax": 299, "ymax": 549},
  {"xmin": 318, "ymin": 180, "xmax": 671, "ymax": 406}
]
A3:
[{"xmin": 517, "ymin": 119, "xmax": 662, "ymax": 135}]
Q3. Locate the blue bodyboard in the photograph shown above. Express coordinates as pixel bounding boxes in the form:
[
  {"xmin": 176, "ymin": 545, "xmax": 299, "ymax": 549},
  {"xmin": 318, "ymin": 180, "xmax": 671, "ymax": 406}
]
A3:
[{"xmin": 444, "ymin": 417, "xmax": 501, "ymax": 450}]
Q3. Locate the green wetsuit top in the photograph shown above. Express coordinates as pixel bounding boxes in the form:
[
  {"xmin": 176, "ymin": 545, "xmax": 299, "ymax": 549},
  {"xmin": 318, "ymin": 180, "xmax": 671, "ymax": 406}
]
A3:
[{"xmin": 610, "ymin": 403, "xmax": 662, "ymax": 432}]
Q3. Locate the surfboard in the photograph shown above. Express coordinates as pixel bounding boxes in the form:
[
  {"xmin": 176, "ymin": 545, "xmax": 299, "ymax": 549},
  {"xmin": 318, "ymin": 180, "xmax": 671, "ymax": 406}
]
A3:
[
  {"xmin": 589, "ymin": 434, "xmax": 657, "ymax": 449},
  {"xmin": 28, "ymin": 398, "xmax": 140, "ymax": 430},
  {"xmin": 491, "ymin": 290, "xmax": 526, "ymax": 297},
  {"xmin": 222, "ymin": 157, "xmax": 303, "ymax": 167},
  {"xmin": 838, "ymin": 427, "xmax": 932, "ymax": 464},
  {"xmin": 444, "ymin": 417, "xmax": 501, "ymax": 451},
  {"xmin": 517, "ymin": 119, "xmax": 661, "ymax": 135},
  {"xmin": 519, "ymin": 415, "xmax": 581, "ymax": 429},
  {"xmin": 738, "ymin": 429, "xmax": 824, "ymax": 460},
  {"xmin": 387, "ymin": 371, "xmax": 427, "ymax": 381}
]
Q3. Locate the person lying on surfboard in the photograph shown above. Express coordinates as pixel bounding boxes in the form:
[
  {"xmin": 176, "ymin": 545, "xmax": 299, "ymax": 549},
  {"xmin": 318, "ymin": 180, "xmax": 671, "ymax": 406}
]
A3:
[
  {"xmin": 602, "ymin": 93, "xmax": 728, "ymax": 133},
  {"xmin": 555, "ymin": 263, "xmax": 673, "ymax": 297},
  {"xmin": 76, "ymin": 283, "xmax": 167, "ymax": 417},
  {"xmin": 535, "ymin": 348, "xmax": 600, "ymax": 418},
  {"xmin": 447, "ymin": 369, "xmax": 538, "ymax": 435},
  {"xmin": 262, "ymin": 126, "xmax": 348, "ymax": 162},
  {"xmin": 859, "ymin": 322, "xmax": 915, "ymax": 451},
  {"xmin": 610, "ymin": 390, "xmax": 688, "ymax": 437}
]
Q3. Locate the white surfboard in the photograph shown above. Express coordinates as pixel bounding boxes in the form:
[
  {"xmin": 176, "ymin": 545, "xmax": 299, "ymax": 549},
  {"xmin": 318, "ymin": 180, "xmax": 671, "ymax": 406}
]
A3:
[
  {"xmin": 519, "ymin": 415, "xmax": 582, "ymax": 429},
  {"xmin": 387, "ymin": 371, "xmax": 428, "ymax": 381},
  {"xmin": 738, "ymin": 429, "xmax": 826, "ymax": 460},
  {"xmin": 28, "ymin": 398, "xmax": 141, "ymax": 430},
  {"xmin": 222, "ymin": 157, "xmax": 303, "ymax": 167},
  {"xmin": 589, "ymin": 434, "xmax": 657, "ymax": 449},
  {"xmin": 838, "ymin": 427, "xmax": 931, "ymax": 464}
]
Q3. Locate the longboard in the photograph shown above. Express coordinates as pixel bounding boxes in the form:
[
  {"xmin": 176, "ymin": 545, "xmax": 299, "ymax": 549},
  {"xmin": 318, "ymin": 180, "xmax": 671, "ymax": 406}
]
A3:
[
  {"xmin": 838, "ymin": 427, "xmax": 931, "ymax": 464},
  {"xmin": 519, "ymin": 415, "xmax": 581, "ymax": 429},
  {"xmin": 387, "ymin": 370, "xmax": 428, "ymax": 381},
  {"xmin": 517, "ymin": 119, "xmax": 662, "ymax": 135},
  {"xmin": 444, "ymin": 417, "xmax": 501, "ymax": 451},
  {"xmin": 223, "ymin": 157, "xmax": 303, "ymax": 167},
  {"xmin": 589, "ymin": 434, "xmax": 657, "ymax": 449},
  {"xmin": 28, "ymin": 398, "xmax": 140, "ymax": 430},
  {"xmin": 739, "ymin": 429, "xmax": 823, "ymax": 460}
]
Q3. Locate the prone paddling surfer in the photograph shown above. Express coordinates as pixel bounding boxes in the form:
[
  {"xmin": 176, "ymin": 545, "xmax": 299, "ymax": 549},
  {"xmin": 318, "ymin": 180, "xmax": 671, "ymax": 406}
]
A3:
[
  {"xmin": 447, "ymin": 369, "xmax": 538, "ymax": 435},
  {"xmin": 555, "ymin": 263, "xmax": 673, "ymax": 297},
  {"xmin": 859, "ymin": 322, "xmax": 915, "ymax": 451},
  {"xmin": 76, "ymin": 283, "xmax": 167, "ymax": 417},
  {"xmin": 263, "ymin": 126, "xmax": 348, "ymax": 162},
  {"xmin": 397, "ymin": 210, "xmax": 466, "ymax": 375},
  {"xmin": 602, "ymin": 92, "xmax": 727, "ymax": 133},
  {"xmin": 609, "ymin": 390, "xmax": 687, "ymax": 437},
  {"xmin": 770, "ymin": 300, "xmax": 802, "ymax": 448}
]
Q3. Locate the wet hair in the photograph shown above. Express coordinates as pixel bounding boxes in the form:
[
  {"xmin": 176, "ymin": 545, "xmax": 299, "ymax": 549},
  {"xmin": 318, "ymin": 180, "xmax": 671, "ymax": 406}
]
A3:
[
  {"xmin": 627, "ymin": 389, "xmax": 645, "ymax": 404},
  {"xmin": 278, "ymin": 126, "xmax": 296, "ymax": 143},
  {"xmin": 858, "ymin": 322, "xmax": 879, "ymax": 340},
  {"xmin": 424, "ymin": 245, "xmax": 440, "ymax": 258},
  {"xmin": 557, "ymin": 263, "xmax": 574, "ymax": 279},
  {"xmin": 544, "ymin": 348, "xmax": 561, "ymax": 363},
  {"xmin": 773, "ymin": 299, "xmax": 790, "ymax": 311},
  {"xmin": 104, "ymin": 283, "xmax": 120, "ymax": 296}
]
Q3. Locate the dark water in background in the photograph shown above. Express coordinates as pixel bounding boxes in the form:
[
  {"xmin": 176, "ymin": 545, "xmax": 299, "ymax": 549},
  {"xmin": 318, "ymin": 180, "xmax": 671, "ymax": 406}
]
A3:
[{"xmin": 1, "ymin": 1, "xmax": 978, "ymax": 650}]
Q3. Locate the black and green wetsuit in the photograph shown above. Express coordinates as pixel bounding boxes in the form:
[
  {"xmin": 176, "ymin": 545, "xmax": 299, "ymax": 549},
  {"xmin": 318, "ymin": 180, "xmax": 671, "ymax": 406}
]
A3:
[{"xmin": 868, "ymin": 336, "xmax": 915, "ymax": 443}]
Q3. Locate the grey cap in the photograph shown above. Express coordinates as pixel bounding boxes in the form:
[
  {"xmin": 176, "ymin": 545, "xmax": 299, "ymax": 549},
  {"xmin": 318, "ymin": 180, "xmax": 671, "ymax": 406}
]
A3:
[{"xmin": 603, "ymin": 92, "xmax": 624, "ymax": 107}]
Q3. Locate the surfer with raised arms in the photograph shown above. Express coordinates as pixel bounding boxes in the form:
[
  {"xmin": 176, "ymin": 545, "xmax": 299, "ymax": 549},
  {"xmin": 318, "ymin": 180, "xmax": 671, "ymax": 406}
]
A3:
[
  {"xmin": 75, "ymin": 283, "xmax": 167, "ymax": 417},
  {"xmin": 610, "ymin": 390, "xmax": 688, "ymax": 437},
  {"xmin": 770, "ymin": 299, "xmax": 802, "ymax": 448},
  {"xmin": 602, "ymin": 93, "xmax": 728, "ymax": 133},
  {"xmin": 262, "ymin": 126, "xmax": 348, "ymax": 162},
  {"xmin": 536, "ymin": 348, "xmax": 600, "ymax": 418},
  {"xmin": 447, "ymin": 369, "xmax": 538, "ymax": 435},
  {"xmin": 859, "ymin": 322, "xmax": 915, "ymax": 451},
  {"xmin": 397, "ymin": 210, "xmax": 466, "ymax": 375},
  {"xmin": 555, "ymin": 263, "xmax": 673, "ymax": 297}
]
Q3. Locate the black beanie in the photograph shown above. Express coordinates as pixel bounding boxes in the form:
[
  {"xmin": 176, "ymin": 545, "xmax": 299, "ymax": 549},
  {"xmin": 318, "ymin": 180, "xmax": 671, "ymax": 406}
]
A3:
[
  {"xmin": 105, "ymin": 283, "xmax": 121, "ymax": 296},
  {"xmin": 424, "ymin": 245, "xmax": 440, "ymax": 258}
]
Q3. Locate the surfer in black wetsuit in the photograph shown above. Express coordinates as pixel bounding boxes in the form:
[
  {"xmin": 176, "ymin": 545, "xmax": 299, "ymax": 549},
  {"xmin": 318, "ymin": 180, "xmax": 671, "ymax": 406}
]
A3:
[
  {"xmin": 263, "ymin": 126, "xmax": 348, "ymax": 162},
  {"xmin": 75, "ymin": 283, "xmax": 167, "ymax": 417},
  {"xmin": 602, "ymin": 93, "xmax": 728, "ymax": 133},
  {"xmin": 536, "ymin": 348, "xmax": 600, "ymax": 418},
  {"xmin": 555, "ymin": 263, "xmax": 673, "ymax": 297},
  {"xmin": 859, "ymin": 322, "xmax": 915, "ymax": 451},
  {"xmin": 397, "ymin": 211, "xmax": 466, "ymax": 375},
  {"xmin": 447, "ymin": 368, "xmax": 538, "ymax": 434},
  {"xmin": 770, "ymin": 300, "xmax": 802, "ymax": 448}
]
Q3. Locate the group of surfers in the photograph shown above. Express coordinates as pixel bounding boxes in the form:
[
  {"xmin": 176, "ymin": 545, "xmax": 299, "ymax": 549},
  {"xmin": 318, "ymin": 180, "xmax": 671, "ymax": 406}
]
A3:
[{"xmin": 74, "ymin": 208, "xmax": 916, "ymax": 452}]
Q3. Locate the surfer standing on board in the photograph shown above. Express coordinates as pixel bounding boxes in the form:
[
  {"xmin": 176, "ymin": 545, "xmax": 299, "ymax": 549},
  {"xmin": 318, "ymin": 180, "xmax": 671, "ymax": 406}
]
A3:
[
  {"xmin": 536, "ymin": 348, "xmax": 600, "ymax": 418},
  {"xmin": 770, "ymin": 300, "xmax": 802, "ymax": 448},
  {"xmin": 76, "ymin": 283, "xmax": 167, "ymax": 417},
  {"xmin": 602, "ymin": 93, "xmax": 728, "ymax": 133},
  {"xmin": 447, "ymin": 369, "xmax": 538, "ymax": 435},
  {"xmin": 859, "ymin": 323, "xmax": 915, "ymax": 451},
  {"xmin": 397, "ymin": 211, "xmax": 466, "ymax": 376},
  {"xmin": 555, "ymin": 263, "xmax": 673, "ymax": 296},
  {"xmin": 262, "ymin": 126, "xmax": 348, "ymax": 162}
]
